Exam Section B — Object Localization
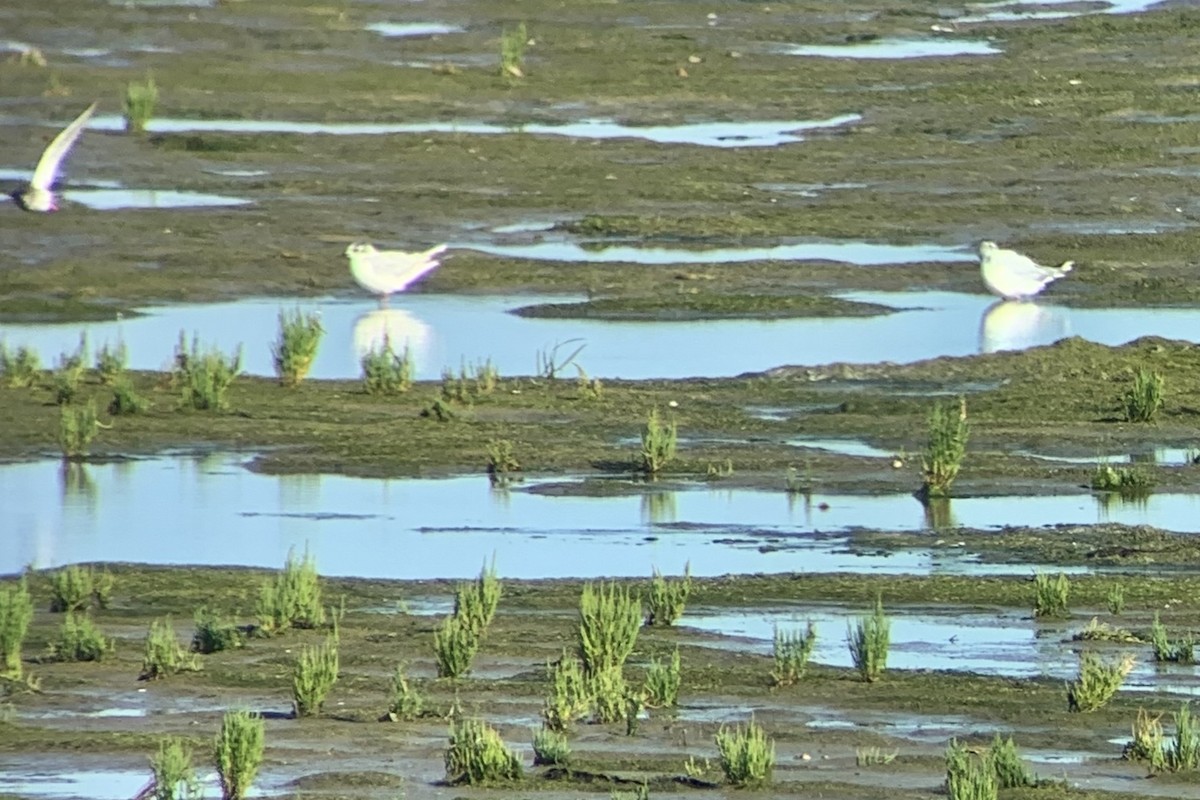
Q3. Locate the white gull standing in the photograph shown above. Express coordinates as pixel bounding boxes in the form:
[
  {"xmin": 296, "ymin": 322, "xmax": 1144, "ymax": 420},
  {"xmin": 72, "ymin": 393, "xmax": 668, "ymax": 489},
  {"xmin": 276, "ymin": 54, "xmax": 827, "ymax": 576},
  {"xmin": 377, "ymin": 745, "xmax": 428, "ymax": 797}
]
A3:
[
  {"xmin": 978, "ymin": 240, "xmax": 1074, "ymax": 300},
  {"xmin": 345, "ymin": 242, "xmax": 448, "ymax": 304}
]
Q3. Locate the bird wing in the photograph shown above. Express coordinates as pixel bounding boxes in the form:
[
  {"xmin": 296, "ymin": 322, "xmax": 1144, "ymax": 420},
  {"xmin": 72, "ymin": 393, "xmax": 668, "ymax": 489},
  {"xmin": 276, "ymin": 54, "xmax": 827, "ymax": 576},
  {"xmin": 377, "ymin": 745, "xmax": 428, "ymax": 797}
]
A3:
[
  {"xmin": 997, "ymin": 249, "xmax": 1059, "ymax": 284},
  {"xmin": 30, "ymin": 102, "xmax": 98, "ymax": 191},
  {"xmin": 368, "ymin": 247, "xmax": 444, "ymax": 290}
]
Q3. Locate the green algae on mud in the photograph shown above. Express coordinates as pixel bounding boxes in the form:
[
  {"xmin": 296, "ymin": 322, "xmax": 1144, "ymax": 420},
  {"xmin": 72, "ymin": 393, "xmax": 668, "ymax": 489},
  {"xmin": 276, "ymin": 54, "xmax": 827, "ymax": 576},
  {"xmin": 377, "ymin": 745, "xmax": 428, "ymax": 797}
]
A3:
[{"xmin": 511, "ymin": 291, "xmax": 893, "ymax": 320}]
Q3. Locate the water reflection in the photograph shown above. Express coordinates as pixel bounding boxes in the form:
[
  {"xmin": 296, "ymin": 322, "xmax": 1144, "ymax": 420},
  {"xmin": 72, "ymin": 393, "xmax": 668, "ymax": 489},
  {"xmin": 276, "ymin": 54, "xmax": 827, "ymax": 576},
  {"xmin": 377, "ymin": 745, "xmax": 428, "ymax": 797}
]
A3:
[
  {"xmin": 351, "ymin": 307, "xmax": 432, "ymax": 363},
  {"xmin": 59, "ymin": 462, "xmax": 97, "ymax": 508},
  {"xmin": 61, "ymin": 189, "xmax": 251, "ymax": 211},
  {"xmin": 921, "ymin": 496, "xmax": 955, "ymax": 531},
  {"xmin": 780, "ymin": 38, "xmax": 1000, "ymax": 59},
  {"xmin": 641, "ymin": 491, "xmax": 678, "ymax": 524},
  {"xmin": 978, "ymin": 300, "xmax": 1072, "ymax": 354}
]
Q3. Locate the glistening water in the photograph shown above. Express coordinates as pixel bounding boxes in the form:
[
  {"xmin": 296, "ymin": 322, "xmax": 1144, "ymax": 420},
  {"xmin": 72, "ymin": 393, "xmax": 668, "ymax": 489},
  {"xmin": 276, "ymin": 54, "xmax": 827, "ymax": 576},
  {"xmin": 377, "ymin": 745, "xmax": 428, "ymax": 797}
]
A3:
[{"xmin": 5, "ymin": 453, "xmax": 1200, "ymax": 579}]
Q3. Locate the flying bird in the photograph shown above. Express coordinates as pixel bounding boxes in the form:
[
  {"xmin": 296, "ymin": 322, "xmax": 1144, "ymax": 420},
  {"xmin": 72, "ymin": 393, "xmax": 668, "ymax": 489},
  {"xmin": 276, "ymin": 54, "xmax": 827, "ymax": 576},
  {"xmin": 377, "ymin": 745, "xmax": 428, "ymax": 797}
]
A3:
[
  {"xmin": 978, "ymin": 240, "xmax": 1074, "ymax": 300},
  {"xmin": 345, "ymin": 242, "xmax": 448, "ymax": 302},
  {"xmin": 10, "ymin": 102, "xmax": 98, "ymax": 213}
]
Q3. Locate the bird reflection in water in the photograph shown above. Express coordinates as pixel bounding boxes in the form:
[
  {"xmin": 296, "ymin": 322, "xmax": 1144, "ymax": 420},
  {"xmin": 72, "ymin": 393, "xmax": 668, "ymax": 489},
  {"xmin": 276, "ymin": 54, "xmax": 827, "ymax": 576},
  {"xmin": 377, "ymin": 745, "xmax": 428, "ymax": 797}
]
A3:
[
  {"xmin": 352, "ymin": 307, "xmax": 433, "ymax": 364},
  {"xmin": 978, "ymin": 300, "xmax": 1071, "ymax": 355}
]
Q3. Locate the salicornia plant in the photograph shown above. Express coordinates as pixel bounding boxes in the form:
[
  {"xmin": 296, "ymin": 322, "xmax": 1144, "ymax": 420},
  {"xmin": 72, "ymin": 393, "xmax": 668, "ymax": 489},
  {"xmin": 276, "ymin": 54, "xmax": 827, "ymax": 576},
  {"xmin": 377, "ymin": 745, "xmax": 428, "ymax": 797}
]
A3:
[
  {"xmin": 271, "ymin": 308, "xmax": 323, "ymax": 387},
  {"xmin": 920, "ymin": 396, "xmax": 968, "ymax": 498}
]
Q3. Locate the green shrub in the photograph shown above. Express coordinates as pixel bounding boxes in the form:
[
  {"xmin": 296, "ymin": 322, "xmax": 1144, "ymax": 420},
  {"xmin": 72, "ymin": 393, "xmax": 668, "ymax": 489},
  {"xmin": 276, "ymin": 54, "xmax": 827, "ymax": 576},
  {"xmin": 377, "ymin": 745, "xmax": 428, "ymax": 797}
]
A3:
[
  {"xmin": 499, "ymin": 21, "xmax": 528, "ymax": 78},
  {"xmin": 0, "ymin": 341, "xmax": 41, "ymax": 387},
  {"xmin": 434, "ymin": 614, "xmax": 479, "ymax": 679},
  {"xmin": 532, "ymin": 725, "xmax": 571, "ymax": 766},
  {"xmin": 643, "ymin": 647, "xmax": 681, "ymax": 708},
  {"xmin": 444, "ymin": 718, "xmax": 522, "ymax": 784},
  {"xmin": 191, "ymin": 606, "xmax": 243, "ymax": 654},
  {"xmin": 1091, "ymin": 463, "xmax": 1154, "ymax": 495},
  {"xmin": 1124, "ymin": 707, "xmax": 1167, "ymax": 771},
  {"xmin": 215, "ymin": 710, "xmax": 265, "ymax": 800},
  {"xmin": 638, "ymin": 408, "xmax": 677, "ymax": 475},
  {"xmin": 124, "ymin": 75, "xmax": 158, "ymax": 134},
  {"xmin": 271, "ymin": 308, "xmax": 324, "ymax": 387},
  {"xmin": 174, "ymin": 332, "xmax": 242, "ymax": 411},
  {"xmin": 109, "ymin": 378, "xmax": 150, "ymax": 415},
  {"xmin": 386, "ymin": 662, "xmax": 424, "ymax": 721},
  {"xmin": 256, "ymin": 547, "xmax": 326, "ymax": 633},
  {"xmin": 293, "ymin": 636, "xmax": 339, "ymax": 717},
  {"xmin": 589, "ymin": 663, "xmax": 628, "ymax": 723},
  {"xmin": 771, "ymin": 621, "xmax": 817, "ymax": 686},
  {"xmin": 1034, "ymin": 571, "xmax": 1070, "ymax": 618},
  {"xmin": 94, "ymin": 339, "xmax": 128, "ymax": 385},
  {"xmin": 361, "ymin": 338, "xmax": 413, "ymax": 394},
  {"xmin": 0, "ymin": 578, "xmax": 34, "ymax": 679},
  {"xmin": 1107, "ymin": 584, "xmax": 1125, "ymax": 616},
  {"xmin": 60, "ymin": 402, "xmax": 101, "ymax": 459},
  {"xmin": 49, "ymin": 565, "xmax": 111, "ymax": 612},
  {"xmin": 1150, "ymin": 612, "xmax": 1195, "ymax": 663},
  {"xmin": 48, "ymin": 612, "xmax": 112, "ymax": 662},
  {"xmin": 453, "ymin": 558, "xmax": 501, "ymax": 637},
  {"xmin": 1166, "ymin": 702, "xmax": 1200, "ymax": 771},
  {"xmin": 1124, "ymin": 368, "xmax": 1164, "ymax": 422},
  {"xmin": 485, "ymin": 440, "xmax": 521, "ymax": 486},
  {"xmin": 578, "ymin": 581, "xmax": 640, "ymax": 678},
  {"xmin": 715, "ymin": 719, "xmax": 775, "ymax": 787},
  {"xmin": 921, "ymin": 397, "xmax": 968, "ymax": 497},
  {"xmin": 139, "ymin": 617, "xmax": 198, "ymax": 680},
  {"xmin": 847, "ymin": 597, "xmax": 890, "ymax": 683},
  {"xmin": 987, "ymin": 733, "xmax": 1035, "ymax": 788},
  {"xmin": 645, "ymin": 564, "xmax": 691, "ymax": 626},
  {"xmin": 1067, "ymin": 651, "xmax": 1135, "ymax": 712},
  {"xmin": 946, "ymin": 739, "xmax": 996, "ymax": 800},
  {"xmin": 150, "ymin": 737, "xmax": 200, "ymax": 800},
  {"xmin": 542, "ymin": 653, "xmax": 590, "ymax": 732}
]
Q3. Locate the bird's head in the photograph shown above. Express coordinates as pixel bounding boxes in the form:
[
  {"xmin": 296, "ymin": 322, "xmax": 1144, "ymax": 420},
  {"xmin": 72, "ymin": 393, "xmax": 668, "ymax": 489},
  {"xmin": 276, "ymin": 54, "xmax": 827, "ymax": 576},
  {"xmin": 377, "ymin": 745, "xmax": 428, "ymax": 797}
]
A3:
[
  {"xmin": 345, "ymin": 242, "xmax": 376, "ymax": 258},
  {"xmin": 978, "ymin": 240, "xmax": 998, "ymax": 257}
]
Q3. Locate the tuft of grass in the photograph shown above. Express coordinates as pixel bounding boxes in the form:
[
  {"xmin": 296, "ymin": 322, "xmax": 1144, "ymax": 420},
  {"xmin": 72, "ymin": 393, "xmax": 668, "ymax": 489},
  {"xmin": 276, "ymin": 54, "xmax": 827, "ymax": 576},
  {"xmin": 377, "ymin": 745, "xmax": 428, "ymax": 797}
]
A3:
[
  {"xmin": 715, "ymin": 718, "xmax": 775, "ymax": 787},
  {"xmin": 1150, "ymin": 612, "xmax": 1195, "ymax": 663},
  {"xmin": 109, "ymin": 378, "xmax": 150, "ymax": 415},
  {"xmin": 59, "ymin": 402, "xmax": 102, "ymax": 460},
  {"xmin": 292, "ymin": 636, "xmax": 339, "ymax": 717},
  {"xmin": 174, "ymin": 332, "xmax": 242, "ymax": 411},
  {"xmin": 1091, "ymin": 463, "xmax": 1154, "ymax": 495},
  {"xmin": 1166, "ymin": 702, "xmax": 1200, "ymax": 772},
  {"xmin": 271, "ymin": 308, "xmax": 324, "ymax": 387},
  {"xmin": 256, "ymin": 547, "xmax": 327, "ymax": 634},
  {"xmin": 453, "ymin": 558, "xmax": 501, "ymax": 638},
  {"xmin": 578, "ymin": 581, "xmax": 641, "ymax": 678},
  {"xmin": 124, "ymin": 75, "xmax": 158, "ymax": 134},
  {"xmin": 1066, "ymin": 650, "xmax": 1135, "ymax": 712},
  {"xmin": 49, "ymin": 565, "xmax": 112, "ymax": 612},
  {"xmin": 532, "ymin": 725, "xmax": 571, "ymax": 767},
  {"xmin": 542, "ymin": 653, "xmax": 590, "ymax": 732},
  {"xmin": 485, "ymin": 440, "xmax": 521, "ymax": 487},
  {"xmin": 47, "ymin": 611, "xmax": 112, "ymax": 662},
  {"xmin": 386, "ymin": 662, "xmax": 424, "ymax": 721},
  {"xmin": 0, "ymin": 341, "xmax": 42, "ymax": 387},
  {"xmin": 434, "ymin": 614, "xmax": 479, "ymax": 679},
  {"xmin": 589, "ymin": 663, "xmax": 628, "ymax": 723},
  {"xmin": 1107, "ymin": 584, "xmax": 1125, "ymax": 616},
  {"xmin": 0, "ymin": 578, "xmax": 33, "ymax": 679},
  {"xmin": 610, "ymin": 783, "xmax": 650, "ymax": 800},
  {"xmin": 771, "ymin": 621, "xmax": 817, "ymax": 686},
  {"xmin": 784, "ymin": 462, "xmax": 814, "ymax": 496},
  {"xmin": 1123, "ymin": 368, "xmax": 1164, "ymax": 422},
  {"xmin": 190, "ymin": 606, "xmax": 243, "ymax": 654},
  {"xmin": 444, "ymin": 718, "xmax": 523, "ymax": 784},
  {"xmin": 214, "ymin": 710, "xmax": 265, "ymax": 800},
  {"xmin": 361, "ymin": 338, "xmax": 413, "ymax": 394},
  {"xmin": 920, "ymin": 396, "xmax": 968, "ymax": 498},
  {"xmin": 987, "ymin": 733, "xmax": 1035, "ymax": 788},
  {"xmin": 856, "ymin": 746, "xmax": 898, "ymax": 766},
  {"xmin": 94, "ymin": 338, "xmax": 128, "ymax": 385},
  {"xmin": 642, "ymin": 647, "xmax": 681, "ymax": 708},
  {"xmin": 51, "ymin": 333, "xmax": 88, "ymax": 405},
  {"xmin": 1124, "ymin": 707, "xmax": 1166, "ymax": 771},
  {"xmin": 645, "ymin": 564, "xmax": 691, "ymax": 626},
  {"xmin": 638, "ymin": 408, "xmax": 677, "ymax": 475},
  {"xmin": 1033, "ymin": 571, "xmax": 1071, "ymax": 618},
  {"xmin": 946, "ymin": 739, "xmax": 996, "ymax": 800},
  {"xmin": 150, "ymin": 737, "xmax": 200, "ymax": 800},
  {"xmin": 139, "ymin": 617, "xmax": 199, "ymax": 680},
  {"xmin": 499, "ymin": 22, "xmax": 528, "ymax": 78},
  {"xmin": 847, "ymin": 596, "xmax": 890, "ymax": 683}
]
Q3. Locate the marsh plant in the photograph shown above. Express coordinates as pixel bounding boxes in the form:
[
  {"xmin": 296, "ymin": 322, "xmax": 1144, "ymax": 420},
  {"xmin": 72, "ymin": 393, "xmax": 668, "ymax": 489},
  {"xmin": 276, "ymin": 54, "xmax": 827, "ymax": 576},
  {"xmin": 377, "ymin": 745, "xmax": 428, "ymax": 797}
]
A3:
[
  {"xmin": 1150, "ymin": 612, "xmax": 1195, "ymax": 663},
  {"xmin": 94, "ymin": 338, "xmax": 128, "ymax": 385},
  {"xmin": 444, "ymin": 718, "xmax": 523, "ymax": 784},
  {"xmin": 532, "ymin": 725, "xmax": 571, "ymax": 767},
  {"xmin": 847, "ymin": 597, "xmax": 890, "ymax": 683},
  {"xmin": 610, "ymin": 784, "xmax": 650, "ymax": 800},
  {"xmin": 945, "ymin": 739, "xmax": 997, "ymax": 800},
  {"xmin": 1091, "ymin": 463, "xmax": 1154, "ymax": 495},
  {"xmin": 485, "ymin": 439, "xmax": 521, "ymax": 486},
  {"xmin": 499, "ymin": 21, "xmax": 528, "ymax": 77},
  {"xmin": 140, "ymin": 617, "xmax": 198, "ymax": 680},
  {"xmin": 536, "ymin": 338, "xmax": 585, "ymax": 380},
  {"xmin": 109, "ymin": 378, "xmax": 150, "ymax": 415},
  {"xmin": 453, "ymin": 558, "xmax": 502, "ymax": 637},
  {"xmin": 1123, "ymin": 368, "xmax": 1165, "ymax": 423},
  {"xmin": 575, "ymin": 364, "xmax": 602, "ymax": 398},
  {"xmin": 638, "ymin": 408, "xmax": 678, "ymax": 475},
  {"xmin": 190, "ymin": 606, "xmax": 243, "ymax": 654},
  {"xmin": 988, "ymin": 733, "xmax": 1035, "ymax": 788},
  {"xmin": 0, "ymin": 578, "xmax": 33, "ymax": 679},
  {"xmin": 174, "ymin": 332, "xmax": 242, "ymax": 411},
  {"xmin": 293, "ymin": 635, "xmax": 339, "ymax": 717},
  {"xmin": 59, "ymin": 401, "xmax": 101, "ymax": 459},
  {"xmin": 1167, "ymin": 702, "xmax": 1200, "ymax": 771},
  {"xmin": 715, "ymin": 719, "xmax": 775, "ymax": 787},
  {"xmin": 1107, "ymin": 584, "xmax": 1126, "ymax": 616},
  {"xmin": 856, "ymin": 746, "xmax": 898, "ymax": 767},
  {"xmin": 771, "ymin": 621, "xmax": 817, "ymax": 686},
  {"xmin": 1067, "ymin": 650, "xmax": 1135, "ymax": 712},
  {"xmin": 590, "ymin": 663, "xmax": 629, "ymax": 723},
  {"xmin": 578, "ymin": 581, "xmax": 641, "ymax": 677},
  {"xmin": 48, "ymin": 612, "xmax": 112, "ymax": 662},
  {"xmin": 920, "ymin": 396, "xmax": 968, "ymax": 498},
  {"xmin": 0, "ymin": 341, "xmax": 41, "ymax": 387},
  {"xmin": 1124, "ymin": 707, "xmax": 1167, "ymax": 770},
  {"xmin": 542, "ymin": 653, "xmax": 591, "ymax": 732},
  {"xmin": 784, "ymin": 462, "xmax": 814, "ymax": 496},
  {"xmin": 434, "ymin": 614, "xmax": 479, "ymax": 679},
  {"xmin": 256, "ymin": 547, "xmax": 326, "ymax": 633},
  {"xmin": 150, "ymin": 737, "xmax": 200, "ymax": 800},
  {"xmin": 124, "ymin": 75, "xmax": 158, "ymax": 134},
  {"xmin": 361, "ymin": 338, "xmax": 413, "ymax": 394},
  {"xmin": 643, "ymin": 647, "xmax": 681, "ymax": 708},
  {"xmin": 1033, "ymin": 571, "xmax": 1070, "ymax": 618},
  {"xmin": 271, "ymin": 308, "xmax": 324, "ymax": 387},
  {"xmin": 386, "ymin": 662, "xmax": 424, "ymax": 721},
  {"xmin": 645, "ymin": 564, "xmax": 691, "ymax": 626},
  {"xmin": 49, "ymin": 564, "xmax": 112, "ymax": 612},
  {"xmin": 215, "ymin": 710, "xmax": 265, "ymax": 800}
]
